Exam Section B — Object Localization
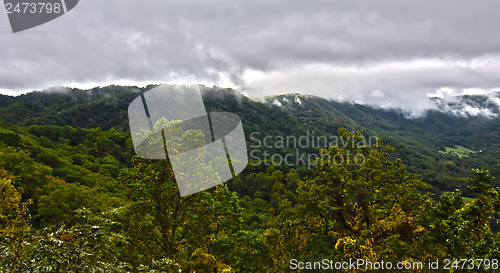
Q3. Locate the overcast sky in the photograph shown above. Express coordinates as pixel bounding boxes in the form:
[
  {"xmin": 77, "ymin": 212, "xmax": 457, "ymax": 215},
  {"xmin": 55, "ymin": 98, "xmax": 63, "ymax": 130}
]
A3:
[{"xmin": 1, "ymin": 0, "xmax": 500, "ymax": 114}]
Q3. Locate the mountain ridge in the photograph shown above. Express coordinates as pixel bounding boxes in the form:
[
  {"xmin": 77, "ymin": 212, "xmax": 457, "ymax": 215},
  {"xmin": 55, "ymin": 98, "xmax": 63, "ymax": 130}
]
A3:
[{"xmin": 0, "ymin": 85, "xmax": 498, "ymax": 194}]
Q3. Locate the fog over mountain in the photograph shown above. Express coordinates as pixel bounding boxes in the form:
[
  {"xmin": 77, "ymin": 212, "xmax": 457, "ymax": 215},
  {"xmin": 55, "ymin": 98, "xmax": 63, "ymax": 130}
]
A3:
[
  {"xmin": 266, "ymin": 91, "xmax": 500, "ymax": 119},
  {"xmin": 430, "ymin": 92, "xmax": 500, "ymax": 118}
]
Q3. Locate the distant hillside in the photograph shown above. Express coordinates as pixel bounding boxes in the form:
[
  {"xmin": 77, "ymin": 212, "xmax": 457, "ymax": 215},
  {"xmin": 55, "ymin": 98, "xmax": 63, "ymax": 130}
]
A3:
[
  {"xmin": 0, "ymin": 85, "xmax": 307, "ymax": 137},
  {"xmin": 0, "ymin": 85, "xmax": 499, "ymax": 195},
  {"xmin": 264, "ymin": 93, "xmax": 500, "ymax": 194},
  {"xmin": 430, "ymin": 92, "xmax": 500, "ymax": 118}
]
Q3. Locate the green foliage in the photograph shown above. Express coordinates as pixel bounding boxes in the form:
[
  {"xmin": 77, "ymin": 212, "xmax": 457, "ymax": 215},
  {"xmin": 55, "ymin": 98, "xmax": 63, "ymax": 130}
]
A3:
[
  {"xmin": 259, "ymin": 129, "xmax": 434, "ymax": 270},
  {"xmin": 2, "ymin": 86, "xmax": 499, "ymax": 192},
  {"xmin": 2, "ymin": 208, "xmax": 131, "ymax": 272},
  {"xmin": 0, "ymin": 169, "xmax": 32, "ymax": 272},
  {"xmin": 0, "ymin": 85, "xmax": 500, "ymax": 272},
  {"xmin": 118, "ymin": 120, "xmax": 243, "ymax": 271},
  {"xmin": 429, "ymin": 169, "xmax": 500, "ymax": 262}
]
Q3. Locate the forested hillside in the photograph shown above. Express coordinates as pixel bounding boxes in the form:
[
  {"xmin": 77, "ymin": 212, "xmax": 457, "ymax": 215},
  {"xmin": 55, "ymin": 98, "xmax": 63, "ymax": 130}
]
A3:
[
  {"xmin": 0, "ymin": 86, "xmax": 499, "ymax": 271},
  {"xmin": 266, "ymin": 93, "xmax": 500, "ymax": 196},
  {"xmin": 1, "ymin": 86, "xmax": 499, "ymax": 194}
]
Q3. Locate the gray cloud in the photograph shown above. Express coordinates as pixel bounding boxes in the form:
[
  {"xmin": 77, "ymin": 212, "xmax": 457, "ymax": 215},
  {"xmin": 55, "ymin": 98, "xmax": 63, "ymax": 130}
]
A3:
[{"xmin": 1, "ymin": 0, "xmax": 500, "ymax": 113}]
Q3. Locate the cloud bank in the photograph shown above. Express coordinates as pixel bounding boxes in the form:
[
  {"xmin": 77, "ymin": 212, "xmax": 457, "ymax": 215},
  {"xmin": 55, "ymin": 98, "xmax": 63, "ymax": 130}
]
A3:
[{"xmin": 1, "ymin": 0, "xmax": 500, "ymax": 114}]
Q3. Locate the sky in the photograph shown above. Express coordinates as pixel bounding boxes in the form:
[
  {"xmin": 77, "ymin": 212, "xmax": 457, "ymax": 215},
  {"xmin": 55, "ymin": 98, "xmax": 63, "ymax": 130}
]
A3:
[{"xmin": 1, "ymin": 0, "xmax": 500, "ymax": 114}]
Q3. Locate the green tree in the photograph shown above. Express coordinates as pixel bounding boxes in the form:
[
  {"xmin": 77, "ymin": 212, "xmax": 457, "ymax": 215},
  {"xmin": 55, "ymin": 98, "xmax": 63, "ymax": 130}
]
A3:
[
  {"xmin": 265, "ymin": 129, "xmax": 434, "ymax": 270},
  {"xmin": 119, "ymin": 118, "xmax": 242, "ymax": 271},
  {"xmin": 0, "ymin": 169, "xmax": 31, "ymax": 272},
  {"xmin": 21, "ymin": 208, "xmax": 130, "ymax": 272},
  {"xmin": 430, "ymin": 169, "xmax": 500, "ymax": 261}
]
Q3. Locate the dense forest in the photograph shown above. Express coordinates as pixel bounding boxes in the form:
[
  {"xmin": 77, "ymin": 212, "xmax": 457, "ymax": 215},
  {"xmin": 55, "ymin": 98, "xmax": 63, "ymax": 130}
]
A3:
[{"xmin": 1, "ymin": 86, "xmax": 499, "ymax": 272}]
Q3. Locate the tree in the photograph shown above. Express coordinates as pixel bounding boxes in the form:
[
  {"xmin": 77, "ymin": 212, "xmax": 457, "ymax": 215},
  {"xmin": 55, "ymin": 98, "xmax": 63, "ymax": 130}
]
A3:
[
  {"xmin": 0, "ymin": 169, "xmax": 31, "ymax": 272},
  {"xmin": 265, "ymin": 129, "xmax": 434, "ymax": 270},
  {"xmin": 430, "ymin": 169, "xmax": 500, "ymax": 261},
  {"xmin": 118, "ymin": 118, "xmax": 241, "ymax": 271},
  {"xmin": 21, "ymin": 208, "xmax": 130, "ymax": 272}
]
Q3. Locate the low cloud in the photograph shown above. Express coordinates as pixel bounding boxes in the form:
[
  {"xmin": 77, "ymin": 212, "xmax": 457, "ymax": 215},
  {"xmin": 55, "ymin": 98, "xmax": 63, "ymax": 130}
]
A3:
[{"xmin": 1, "ymin": 0, "xmax": 500, "ymax": 114}]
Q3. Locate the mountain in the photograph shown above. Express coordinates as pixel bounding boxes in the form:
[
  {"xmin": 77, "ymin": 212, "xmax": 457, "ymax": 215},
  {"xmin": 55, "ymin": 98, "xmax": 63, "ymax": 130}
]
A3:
[
  {"xmin": 0, "ymin": 86, "xmax": 306, "ymax": 137},
  {"xmin": 430, "ymin": 92, "xmax": 500, "ymax": 118},
  {"xmin": 1, "ymin": 85, "xmax": 500, "ymax": 271},
  {"xmin": 0, "ymin": 85, "xmax": 498, "ymax": 195},
  {"xmin": 264, "ymin": 93, "xmax": 500, "ymax": 193}
]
